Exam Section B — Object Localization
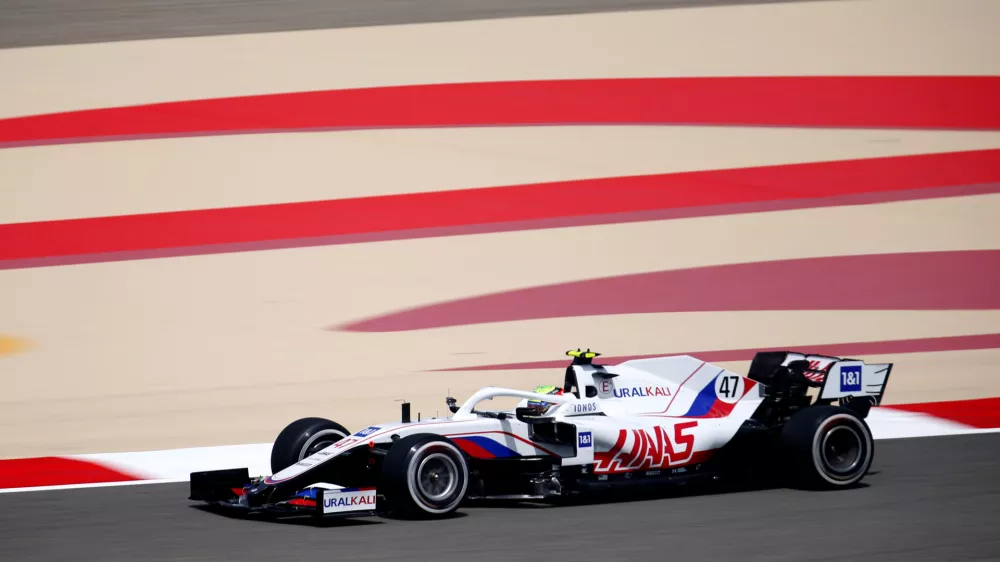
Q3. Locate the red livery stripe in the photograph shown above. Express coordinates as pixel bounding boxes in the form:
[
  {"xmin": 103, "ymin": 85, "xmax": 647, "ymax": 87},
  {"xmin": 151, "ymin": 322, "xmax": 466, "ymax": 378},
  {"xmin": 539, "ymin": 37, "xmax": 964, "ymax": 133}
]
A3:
[
  {"xmin": 287, "ymin": 498, "xmax": 317, "ymax": 507},
  {"xmin": 594, "ymin": 448, "xmax": 718, "ymax": 475},
  {"xmin": 443, "ymin": 431, "xmax": 561, "ymax": 457},
  {"xmin": 451, "ymin": 438, "xmax": 497, "ymax": 459},
  {"xmin": 689, "ymin": 379, "xmax": 758, "ymax": 419}
]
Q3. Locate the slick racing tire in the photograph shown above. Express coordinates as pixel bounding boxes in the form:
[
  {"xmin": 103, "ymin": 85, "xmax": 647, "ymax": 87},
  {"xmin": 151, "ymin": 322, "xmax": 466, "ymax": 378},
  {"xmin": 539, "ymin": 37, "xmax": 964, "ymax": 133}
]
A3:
[
  {"xmin": 270, "ymin": 417, "xmax": 350, "ymax": 474},
  {"xmin": 781, "ymin": 405, "xmax": 874, "ymax": 489},
  {"xmin": 381, "ymin": 434, "xmax": 469, "ymax": 519}
]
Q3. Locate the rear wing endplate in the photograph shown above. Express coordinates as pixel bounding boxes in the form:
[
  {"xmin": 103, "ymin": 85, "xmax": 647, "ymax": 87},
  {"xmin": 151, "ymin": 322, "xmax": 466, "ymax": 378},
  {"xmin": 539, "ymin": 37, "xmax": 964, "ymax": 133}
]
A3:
[
  {"xmin": 785, "ymin": 352, "xmax": 892, "ymax": 405},
  {"xmin": 750, "ymin": 351, "xmax": 893, "ymax": 406}
]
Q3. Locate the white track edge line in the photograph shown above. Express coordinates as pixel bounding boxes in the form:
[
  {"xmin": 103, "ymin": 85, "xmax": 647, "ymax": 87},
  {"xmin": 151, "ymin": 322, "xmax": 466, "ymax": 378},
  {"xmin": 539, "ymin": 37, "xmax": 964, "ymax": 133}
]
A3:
[{"xmin": 3, "ymin": 428, "xmax": 999, "ymax": 495}]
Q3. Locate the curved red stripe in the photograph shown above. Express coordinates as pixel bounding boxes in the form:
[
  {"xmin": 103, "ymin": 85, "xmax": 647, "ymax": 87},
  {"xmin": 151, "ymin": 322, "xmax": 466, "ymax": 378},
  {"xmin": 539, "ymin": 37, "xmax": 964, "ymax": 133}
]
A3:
[
  {"xmin": 1, "ymin": 77, "xmax": 998, "ymax": 148},
  {"xmin": 340, "ymin": 250, "xmax": 1000, "ymax": 332},
  {"xmin": 439, "ymin": 334, "xmax": 1000, "ymax": 372},
  {"xmin": 0, "ymin": 457, "xmax": 143, "ymax": 489},
  {"xmin": 6, "ymin": 181, "xmax": 997, "ymax": 272},
  {"xmin": 2, "ymin": 150, "xmax": 998, "ymax": 268}
]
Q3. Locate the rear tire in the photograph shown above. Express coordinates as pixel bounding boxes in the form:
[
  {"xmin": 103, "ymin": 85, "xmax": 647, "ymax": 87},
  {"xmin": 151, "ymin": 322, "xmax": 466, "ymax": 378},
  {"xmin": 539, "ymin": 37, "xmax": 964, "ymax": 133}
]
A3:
[
  {"xmin": 781, "ymin": 405, "xmax": 874, "ymax": 489},
  {"xmin": 270, "ymin": 417, "xmax": 350, "ymax": 474},
  {"xmin": 381, "ymin": 434, "xmax": 469, "ymax": 519}
]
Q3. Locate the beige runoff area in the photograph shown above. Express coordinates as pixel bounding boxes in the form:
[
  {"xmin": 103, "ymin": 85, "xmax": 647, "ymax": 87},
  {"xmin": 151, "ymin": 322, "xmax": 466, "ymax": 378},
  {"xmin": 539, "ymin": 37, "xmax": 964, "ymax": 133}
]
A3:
[
  {"xmin": 2, "ymin": 0, "xmax": 1000, "ymax": 457},
  {"xmin": 1, "ymin": 126, "xmax": 999, "ymax": 223},
  {"xmin": 2, "ymin": 193, "xmax": 1000, "ymax": 457},
  {"xmin": 0, "ymin": 335, "xmax": 32, "ymax": 357},
  {"xmin": 1, "ymin": 0, "xmax": 999, "ymax": 119}
]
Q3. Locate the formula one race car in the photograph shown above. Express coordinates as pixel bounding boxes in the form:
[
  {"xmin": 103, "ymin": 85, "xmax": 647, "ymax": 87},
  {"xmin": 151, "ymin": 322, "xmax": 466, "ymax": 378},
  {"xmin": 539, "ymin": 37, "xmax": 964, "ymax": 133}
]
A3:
[{"xmin": 189, "ymin": 349, "xmax": 892, "ymax": 520}]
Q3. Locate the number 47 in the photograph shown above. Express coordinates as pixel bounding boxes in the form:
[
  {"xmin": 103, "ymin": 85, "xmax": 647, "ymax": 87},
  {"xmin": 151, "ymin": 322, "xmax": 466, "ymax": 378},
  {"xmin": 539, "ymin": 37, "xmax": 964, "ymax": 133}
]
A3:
[{"xmin": 718, "ymin": 375, "xmax": 740, "ymax": 398}]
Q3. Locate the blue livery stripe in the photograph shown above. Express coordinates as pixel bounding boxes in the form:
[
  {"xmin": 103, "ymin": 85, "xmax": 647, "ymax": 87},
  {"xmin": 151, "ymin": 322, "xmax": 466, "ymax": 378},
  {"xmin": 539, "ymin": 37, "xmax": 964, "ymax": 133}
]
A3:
[
  {"xmin": 456, "ymin": 435, "xmax": 521, "ymax": 458},
  {"xmin": 683, "ymin": 374, "xmax": 721, "ymax": 417}
]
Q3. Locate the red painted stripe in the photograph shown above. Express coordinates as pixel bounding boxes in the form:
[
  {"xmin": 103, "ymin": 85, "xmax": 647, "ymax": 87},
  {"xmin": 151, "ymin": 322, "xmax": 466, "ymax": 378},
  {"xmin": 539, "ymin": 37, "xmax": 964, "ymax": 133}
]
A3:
[
  {"xmin": 443, "ymin": 431, "xmax": 561, "ymax": 457},
  {"xmin": 340, "ymin": 250, "xmax": 1000, "ymax": 332},
  {"xmin": 646, "ymin": 380, "xmax": 759, "ymax": 419},
  {"xmin": 2, "ymin": 77, "xmax": 998, "ymax": 148},
  {"xmin": 287, "ymin": 498, "xmax": 317, "ymax": 507},
  {"xmin": 0, "ymin": 457, "xmax": 142, "ymax": 489},
  {"xmin": 696, "ymin": 381, "xmax": 758, "ymax": 419},
  {"xmin": 598, "ymin": 448, "xmax": 718, "ymax": 475},
  {"xmin": 699, "ymin": 401, "xmax": 737, "ymax": 419},
  {"xmin": 888, "ymin": 397, "xmax": 1000, "ymax": 429},
  {"xmin": 451, "ymin": 438, "xmax": 495, "ymax": 460},
  {"xmin": 5, "ymin": 183, "xmax": 997, "ymax": 272},
  {"xmin": 662, "ymin": 362, "xmax": 706, "ymax": 414},
  {"xmin": 3, "ymin": 149, "xmax": 999, "ymax": 266},
  {"xmin": 434, "ymin": 333, "xmax": 1000, "ymax": 372}
]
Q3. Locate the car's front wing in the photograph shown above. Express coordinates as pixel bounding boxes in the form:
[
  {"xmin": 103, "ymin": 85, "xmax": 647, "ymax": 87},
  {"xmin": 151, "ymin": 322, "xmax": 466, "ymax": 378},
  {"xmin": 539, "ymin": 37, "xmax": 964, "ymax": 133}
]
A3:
[{"xmin": 189, "ymin": 468, "xmax": 379, "ymax": 519}]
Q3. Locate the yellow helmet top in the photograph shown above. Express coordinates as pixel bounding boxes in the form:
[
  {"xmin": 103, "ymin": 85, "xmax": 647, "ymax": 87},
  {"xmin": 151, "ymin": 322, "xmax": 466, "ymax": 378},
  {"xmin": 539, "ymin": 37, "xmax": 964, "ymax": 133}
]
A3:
[{"xmin": 566, "ymin": 348, "xmax": 601, "ymax": 359}]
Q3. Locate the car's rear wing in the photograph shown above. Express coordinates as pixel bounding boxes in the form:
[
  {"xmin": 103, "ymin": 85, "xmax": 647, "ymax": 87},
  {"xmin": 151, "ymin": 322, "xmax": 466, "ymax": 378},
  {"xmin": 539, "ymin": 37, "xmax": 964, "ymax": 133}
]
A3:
[{"xmin": 748, "ymin": 351, "xmax": 893, "ymax": 406}]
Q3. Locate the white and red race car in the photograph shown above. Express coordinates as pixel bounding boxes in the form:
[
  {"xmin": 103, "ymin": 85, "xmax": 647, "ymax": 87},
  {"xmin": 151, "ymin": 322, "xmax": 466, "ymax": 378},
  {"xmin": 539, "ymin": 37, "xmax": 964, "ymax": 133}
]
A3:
[{"xmin": 190, "ymin": 348, "xmax": 892, "ymax": 520}]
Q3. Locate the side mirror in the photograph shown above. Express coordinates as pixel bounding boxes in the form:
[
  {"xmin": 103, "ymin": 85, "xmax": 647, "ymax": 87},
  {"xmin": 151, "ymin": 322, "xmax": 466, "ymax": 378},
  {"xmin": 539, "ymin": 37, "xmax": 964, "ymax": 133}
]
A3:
[{"xmin": 445, "ymin": 396, "xmax": 459, "ymax": 414}]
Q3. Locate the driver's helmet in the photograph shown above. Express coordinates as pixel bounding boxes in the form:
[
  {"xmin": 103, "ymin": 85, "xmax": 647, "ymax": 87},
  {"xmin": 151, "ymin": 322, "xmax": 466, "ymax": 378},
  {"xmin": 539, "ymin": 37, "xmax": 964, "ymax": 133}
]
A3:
[{"xmin": 526, "ymin": 385, "xmax": 564, "ymax": 414}]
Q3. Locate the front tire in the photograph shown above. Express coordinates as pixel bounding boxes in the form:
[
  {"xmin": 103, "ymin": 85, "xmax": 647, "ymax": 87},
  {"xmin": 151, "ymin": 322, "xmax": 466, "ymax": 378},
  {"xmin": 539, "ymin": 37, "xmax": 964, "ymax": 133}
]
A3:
[
  {"xmin": 381, "ymin": 434, "xmax": 469, "ymax": 519},
  {"xmin": 781, "ymin": 405, "xmax": 874, "ymax": 489},
  {"xmin": 270, "ymin": 417, "xmax": 350, "ymax": 474}
]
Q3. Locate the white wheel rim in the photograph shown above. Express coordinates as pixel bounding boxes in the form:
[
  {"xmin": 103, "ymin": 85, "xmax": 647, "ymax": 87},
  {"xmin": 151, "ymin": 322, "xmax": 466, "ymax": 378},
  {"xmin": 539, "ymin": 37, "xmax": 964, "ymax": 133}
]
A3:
[
  {"xmin": 811, "ymin": 414, "xmax": 872, "ymax": 485},
  {"xmin": 821, "ymin": 425, "xmax": 863, "ymax": 474},
  {"xmin": 298, "ymin": 428, "xmax": 347, "ymax": 461},
  {"xmin": 416, "ymin": 453, "xmax": 459, "ymax": 501},
  {"xmin": 406, "ymin": 442, "xmax": 468, "ymax": 514}
]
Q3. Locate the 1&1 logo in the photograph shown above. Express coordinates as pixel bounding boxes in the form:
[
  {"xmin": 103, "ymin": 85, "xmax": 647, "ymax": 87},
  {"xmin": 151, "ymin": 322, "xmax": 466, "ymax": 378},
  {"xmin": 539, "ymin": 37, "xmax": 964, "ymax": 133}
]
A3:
[
  {"xmin": 839, "ymin": 365, "xmax": 862, "ymax": 392},
  {"xmin": 354, "ymin": 426, "xmax": 380, "ymax": 437},
  {"xmin": 578, "ymin": 432, "xmax": 593, "ymax": 448}
]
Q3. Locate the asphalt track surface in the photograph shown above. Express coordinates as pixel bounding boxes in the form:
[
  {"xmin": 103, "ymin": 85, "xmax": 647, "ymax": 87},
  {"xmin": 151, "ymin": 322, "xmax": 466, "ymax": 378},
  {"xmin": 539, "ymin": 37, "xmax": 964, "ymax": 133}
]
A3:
[
  {"xmin": 0, "ymin": 0, "xmax": 828, "ymax": 48},
  {"xmin": 1, "ymin": 433, "xmax": 998, "ymax": 562}
]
